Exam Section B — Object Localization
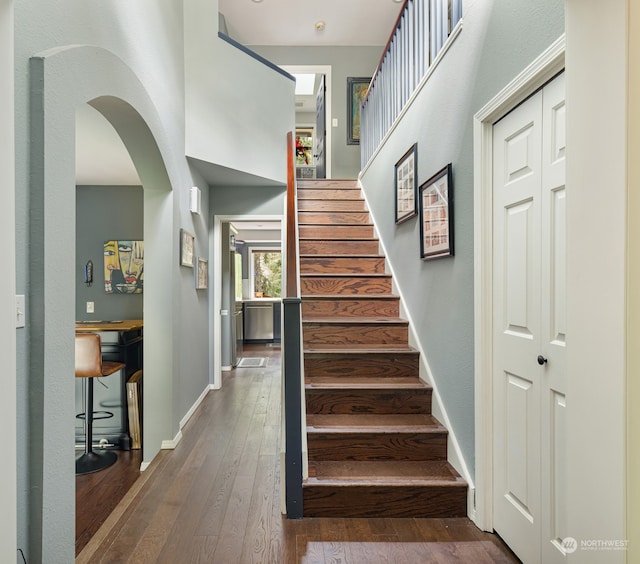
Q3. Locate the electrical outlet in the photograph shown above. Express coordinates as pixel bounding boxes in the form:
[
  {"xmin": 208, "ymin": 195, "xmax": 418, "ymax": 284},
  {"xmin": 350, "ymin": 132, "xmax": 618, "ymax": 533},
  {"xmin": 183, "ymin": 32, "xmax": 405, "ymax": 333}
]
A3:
[{"xmin": 86, "ymin": 301, "xmax": 94, "ymax": 313}]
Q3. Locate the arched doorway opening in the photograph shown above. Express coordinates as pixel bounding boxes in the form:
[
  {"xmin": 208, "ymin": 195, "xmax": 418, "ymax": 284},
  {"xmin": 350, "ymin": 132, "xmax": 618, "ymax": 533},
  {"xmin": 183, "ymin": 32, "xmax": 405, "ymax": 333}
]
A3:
[{"xmin": 29, "ymin": 45, "xmax": 177, "ymax": 561}]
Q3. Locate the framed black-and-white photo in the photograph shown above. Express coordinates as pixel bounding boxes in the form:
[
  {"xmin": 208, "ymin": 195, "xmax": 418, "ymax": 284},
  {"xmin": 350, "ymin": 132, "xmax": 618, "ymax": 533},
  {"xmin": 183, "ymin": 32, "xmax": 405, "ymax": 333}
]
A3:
[
  {"xmin": 180, "ymin": 229, "xmax": 195, "ymax": 267},
  {"xmin": 419, "ymin": 164, "xmax": 454, "ymax": 260},
  {"xmin": 395, "ymin": 144, "xmax": 418, "ymax": 224}
]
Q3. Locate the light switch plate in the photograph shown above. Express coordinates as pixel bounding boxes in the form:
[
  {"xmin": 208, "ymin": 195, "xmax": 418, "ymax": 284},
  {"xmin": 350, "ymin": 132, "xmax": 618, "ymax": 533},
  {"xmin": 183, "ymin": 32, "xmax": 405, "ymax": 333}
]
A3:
[
  {"xmin": 332, "ymin": 118, "xmax": 338, "ymax": 127},
  {"xmin": 86, "ymin": 301, "xmax": 95, "ymax": 313},
  {"xmin": 16, "ymin": 295, "xmax": 25, "ymax": 328}
]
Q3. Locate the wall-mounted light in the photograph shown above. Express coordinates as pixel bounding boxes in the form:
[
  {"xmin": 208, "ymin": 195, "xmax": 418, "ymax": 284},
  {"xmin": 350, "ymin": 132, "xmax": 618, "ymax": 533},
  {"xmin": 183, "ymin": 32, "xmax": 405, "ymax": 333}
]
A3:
[
  {"xmin": 315, "ymin": 20, "xmax": 326, "ymax": 32},
  {"xmin": 190, "ymin": 186, "xmax": 201, "ymax": 214}
]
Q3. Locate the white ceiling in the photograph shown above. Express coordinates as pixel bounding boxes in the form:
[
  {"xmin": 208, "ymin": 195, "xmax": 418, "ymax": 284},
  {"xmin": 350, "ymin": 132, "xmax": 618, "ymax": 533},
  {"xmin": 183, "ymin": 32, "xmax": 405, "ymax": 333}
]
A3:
[{"xmin": 219, "ymin": 0, "xmax": 403, "ymax": 46}]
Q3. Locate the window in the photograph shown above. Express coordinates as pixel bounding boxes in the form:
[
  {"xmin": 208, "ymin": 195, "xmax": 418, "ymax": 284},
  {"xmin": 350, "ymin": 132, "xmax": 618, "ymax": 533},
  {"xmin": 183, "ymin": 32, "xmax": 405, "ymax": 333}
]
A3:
[{"xmin": 249, "ymin": 248, "xmax": 282, "ymax": 298}]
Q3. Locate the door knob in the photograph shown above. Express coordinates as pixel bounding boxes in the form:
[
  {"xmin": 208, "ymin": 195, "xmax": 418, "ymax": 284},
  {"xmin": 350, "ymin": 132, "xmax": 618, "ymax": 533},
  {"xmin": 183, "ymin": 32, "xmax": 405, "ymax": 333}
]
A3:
[{"xmin": 537, "ymin": 355, "xmax": 548, "ymax": 366}]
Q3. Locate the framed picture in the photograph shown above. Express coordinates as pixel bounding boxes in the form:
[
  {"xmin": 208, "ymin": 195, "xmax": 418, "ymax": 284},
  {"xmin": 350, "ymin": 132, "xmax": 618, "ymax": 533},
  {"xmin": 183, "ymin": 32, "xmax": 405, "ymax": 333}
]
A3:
[
  {"xmin": 347, "ymin": 77, "xmax": 370, "ymax": 145},
  {"xmin": 419, "ymin": 164, "xmax": 454, "ymax": 260},
  {"xmin": 180, "ymin": 229, "xmax": 195, "ymax": 267},
  {"xmin": 395, "ymin": 144, "xmax": 418, "ymax": 224},
  {"xmin": 103, "ymin": 240, "xmax": 144, "ymax": 294},
  {"xmin": 196, "ymin": 257, "xmax": 208, "ymax": 289}
]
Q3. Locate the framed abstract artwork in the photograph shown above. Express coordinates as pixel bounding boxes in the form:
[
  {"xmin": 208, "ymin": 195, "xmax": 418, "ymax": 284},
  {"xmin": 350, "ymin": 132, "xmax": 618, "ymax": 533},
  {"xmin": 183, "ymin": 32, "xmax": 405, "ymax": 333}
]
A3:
[
  {"xmin": 419, "ymin": 164, "xmax": 454, "ymax": 260},
  {"xmin": 104, "ymin": 240, "xmax": 144, "ymax": 294}
]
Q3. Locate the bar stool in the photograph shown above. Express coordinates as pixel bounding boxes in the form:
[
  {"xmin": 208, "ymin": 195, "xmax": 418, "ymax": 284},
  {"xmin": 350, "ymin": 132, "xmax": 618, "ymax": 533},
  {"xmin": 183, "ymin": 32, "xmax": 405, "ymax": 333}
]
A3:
[{"xmin": 75, "ymin": 333, "xmax": 125, "ymax": 475}]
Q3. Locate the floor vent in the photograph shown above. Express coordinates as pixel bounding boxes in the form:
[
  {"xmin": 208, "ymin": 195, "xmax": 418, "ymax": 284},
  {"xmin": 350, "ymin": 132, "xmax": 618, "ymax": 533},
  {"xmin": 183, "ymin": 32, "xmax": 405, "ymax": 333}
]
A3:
[{"xmin": 237, "ymin": 357, "xmax": 267, "ymax": 368}]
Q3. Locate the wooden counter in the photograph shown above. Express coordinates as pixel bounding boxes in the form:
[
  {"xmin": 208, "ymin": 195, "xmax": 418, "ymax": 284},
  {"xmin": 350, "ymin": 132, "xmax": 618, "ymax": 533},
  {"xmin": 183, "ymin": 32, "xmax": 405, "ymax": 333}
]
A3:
[
  {"xmin": 75, "ymin": 319, "xmax": 143, "ymax": 450},
  {"xmin": 75, "ymin": 319, "xmax": 143, "ymax": 332}
]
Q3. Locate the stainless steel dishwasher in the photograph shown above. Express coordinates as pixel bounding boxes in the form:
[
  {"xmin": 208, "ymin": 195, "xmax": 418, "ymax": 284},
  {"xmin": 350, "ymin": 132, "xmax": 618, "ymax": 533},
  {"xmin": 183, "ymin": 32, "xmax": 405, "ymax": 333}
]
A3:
[{"xmin": 243, "ymin": 302, "xmax": 274, "ymax": 341}]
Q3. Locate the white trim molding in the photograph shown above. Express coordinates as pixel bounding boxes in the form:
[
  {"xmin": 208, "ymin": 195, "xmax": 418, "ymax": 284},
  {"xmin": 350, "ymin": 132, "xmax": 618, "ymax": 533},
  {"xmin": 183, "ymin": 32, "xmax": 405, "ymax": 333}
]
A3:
[
  {"xmin": 161, "ymin": 383, "xmax": 214, "ymax": 450},
  {"xmin": 211, "ymin": 214, "xmax": 283, "ymax": 390},
  {"xmin": 472, "ymin": 34, "xmax": 565, "ymax": 532},
  {"xmin": 161, "ymin": 431, "xmax": 182, "ymax": 450}
]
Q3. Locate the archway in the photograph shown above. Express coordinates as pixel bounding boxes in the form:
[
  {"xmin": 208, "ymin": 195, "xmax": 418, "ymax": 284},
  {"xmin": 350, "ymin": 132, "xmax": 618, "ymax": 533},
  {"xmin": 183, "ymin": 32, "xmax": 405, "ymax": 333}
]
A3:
[{"xmin": 29, "ymin": 45, "xmax": 178, "ymax": 561}]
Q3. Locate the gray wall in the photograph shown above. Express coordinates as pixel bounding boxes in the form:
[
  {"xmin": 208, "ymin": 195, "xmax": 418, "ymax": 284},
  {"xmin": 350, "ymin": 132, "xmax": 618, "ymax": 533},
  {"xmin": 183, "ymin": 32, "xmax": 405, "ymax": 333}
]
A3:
[
  {"xmin": 185, "ymin": 0, "xmax": 295, "ymax": 185},
  {"xmin": 360, "ymin": 0, "xmax": 565, "ymax": 479},
  {"xmin": 76, "ymin": 185, "xmax": 144, "ymax": 321},
  {"xmin": 210, "ymin": 185, "xmax": 286, "ymax": 217},
  {"xmin": 13, "ymin": 2, "xmax": 209, "ymax": 561},
  {"xmin": 251, "ymin": 46, "xmax": 382, "ymax": 179}
]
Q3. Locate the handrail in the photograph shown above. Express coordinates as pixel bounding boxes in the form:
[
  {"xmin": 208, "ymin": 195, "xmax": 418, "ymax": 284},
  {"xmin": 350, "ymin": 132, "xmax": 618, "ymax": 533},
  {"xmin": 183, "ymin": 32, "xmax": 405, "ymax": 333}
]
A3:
[
  {"xmin": 282, "ymin": 131, "xmax": 304, "ymax": 519},
  {"xmin": 362, "ymin": 0, "xmax": 409, "ymax": 104},
  {"xmin": 217, "ymin": 32, "xmax": 295, "ymax": 83},
  {"xmin": 360, "ymin": 0, "xmax": 462, "ymax": 164},
  {"xmin": 285, "ymin": 132, "xmax": 299, "ymax": 299}
]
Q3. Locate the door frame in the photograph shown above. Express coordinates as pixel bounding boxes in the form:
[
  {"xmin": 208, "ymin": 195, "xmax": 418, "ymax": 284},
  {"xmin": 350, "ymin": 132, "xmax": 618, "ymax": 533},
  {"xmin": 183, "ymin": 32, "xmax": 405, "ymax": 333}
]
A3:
[
  {"xmin": 472, "ymin": 35, "xmax": 565, "ymax": 532},
  {"xmin": 211, "ymin": 214, "xmax": 283, "ymax": 389},
  {"xmin": 281, "ymin": 65, "xmax": 332, "ymax": 179}
]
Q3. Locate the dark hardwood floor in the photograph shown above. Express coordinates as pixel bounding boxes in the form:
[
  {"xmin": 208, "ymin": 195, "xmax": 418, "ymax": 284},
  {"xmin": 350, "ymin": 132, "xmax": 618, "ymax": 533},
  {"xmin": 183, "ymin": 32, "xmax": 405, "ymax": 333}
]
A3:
[
  {"xmin": 77, "ymin": 343, "xmax": 519, "ymax": 563},
  {"xmin": 76, "ymin": 424, "xmax": 143, "ymax": 555}
]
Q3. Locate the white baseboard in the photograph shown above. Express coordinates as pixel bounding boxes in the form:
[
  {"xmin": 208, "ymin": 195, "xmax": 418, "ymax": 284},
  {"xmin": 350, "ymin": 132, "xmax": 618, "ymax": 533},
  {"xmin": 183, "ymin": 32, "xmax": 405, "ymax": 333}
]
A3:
[
  {"xmin": 161, "ymin": 431, "xmax": 182, "ymax": 450},
  {"xmin": 221, "ymin": 365, "xmax": 232, "ymax": 372},
  {"xmin": 140, "ymin": 461, "xmax": 151, "ymax": 472},
  {"xmin": 161, "ymin": 384, "xmax": 214, "ymax": 450},
  {"xmin": 180, "ymin": 384, "xmax": 214, "ymax": 429}
]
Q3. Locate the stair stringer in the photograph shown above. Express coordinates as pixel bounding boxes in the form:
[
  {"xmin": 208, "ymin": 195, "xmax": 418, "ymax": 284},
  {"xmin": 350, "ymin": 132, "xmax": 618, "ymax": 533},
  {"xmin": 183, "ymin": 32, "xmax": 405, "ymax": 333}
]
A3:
[{"xmin": 356, "ymin": 178, "xmax": 476, "ymax": 521}]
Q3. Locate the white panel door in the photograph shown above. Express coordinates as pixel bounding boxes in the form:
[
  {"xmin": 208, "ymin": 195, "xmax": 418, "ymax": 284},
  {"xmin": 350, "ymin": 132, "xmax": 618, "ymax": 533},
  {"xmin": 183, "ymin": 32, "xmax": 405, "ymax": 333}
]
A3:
[
  {"xmin": 539, "ymin": 73, "xmax": 567, "ymax": 564},
  {"xmin": 492, "ymin": 73, "xmax": 566, "ymax": 564}
]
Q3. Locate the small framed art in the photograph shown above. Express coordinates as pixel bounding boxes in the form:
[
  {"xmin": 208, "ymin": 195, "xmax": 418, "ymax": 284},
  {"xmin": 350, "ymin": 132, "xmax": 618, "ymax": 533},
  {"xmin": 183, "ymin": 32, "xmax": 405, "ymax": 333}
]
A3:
[
  {"xmin": 347, "ymin": 77, "xmax": 370, "ymax": 145},
  {"xmin": 180, "ymin": 229, "xmax": 195, "ymax": 267},
  {"xmin": 395, "ymin": 144, "xmax": 418, "ymax": 224},
  {"xmin": 196, "ymin": 257, "xmax": 208, "ymax": 289},
  {"xmin": 419, "ymin": 164, "xmax": 454, "ymax": 260}
]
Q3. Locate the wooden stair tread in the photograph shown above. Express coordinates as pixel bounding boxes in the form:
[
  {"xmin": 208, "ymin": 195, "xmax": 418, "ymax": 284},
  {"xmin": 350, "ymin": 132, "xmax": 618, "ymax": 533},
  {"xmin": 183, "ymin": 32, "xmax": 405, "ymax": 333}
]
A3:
[
  {"xmin": 305, "ymin": 377, "xmax": 429, "ymax": 389},
  {"xmin": 307, "ymin": 413, "xmax": 444, "ymax": 432},
  {"xmin": 303, "ymin": 317, "xmax": 408, "ymax": 325},
  {"xmin": 306, "ymin": 461, "xmax": 465, "ymax": 485},
  {"xmin": 301, "ymin": 272, "xmax": 390, "ymax": 278},
  {"xmin": 298, "ymin": 181, "xmax": 360, "ymax": 188},
  {"xmin": 299, "ymin": 239, "xmax": 379, "ymax": 243},
  {"xmin": 300, "ymin": 254, "xmax": 384, "ymax": 259},
  {"xmin": 302, "ymin": 294, "xmax": 398, "ymax": 300},
  {"xmin": 298, "ymin": 206, "xmax": 366, "ymax": 210},
  {"xmin": 298, "ymin": 222, "xmax": 371, "ymax": 226},
  {"xmin": 304, "ymin": 344, "xmax": 417, "ymax": 353}
]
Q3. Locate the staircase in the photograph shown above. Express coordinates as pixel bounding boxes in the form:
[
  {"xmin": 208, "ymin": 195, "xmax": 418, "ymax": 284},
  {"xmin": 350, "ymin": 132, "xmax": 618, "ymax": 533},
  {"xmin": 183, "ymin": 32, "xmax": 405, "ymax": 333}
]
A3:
[{"xmin": 298, "ymin": 178, "xmax": 467, "ymax": 518}]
